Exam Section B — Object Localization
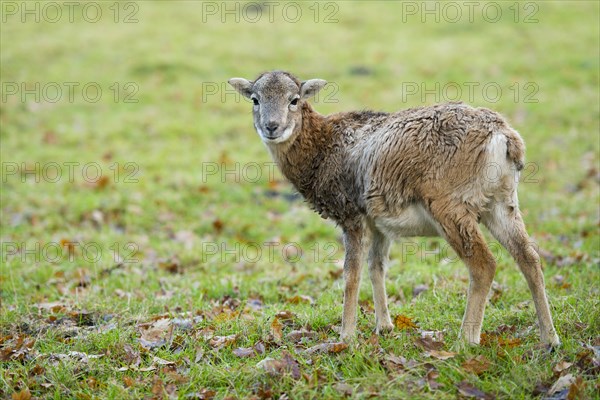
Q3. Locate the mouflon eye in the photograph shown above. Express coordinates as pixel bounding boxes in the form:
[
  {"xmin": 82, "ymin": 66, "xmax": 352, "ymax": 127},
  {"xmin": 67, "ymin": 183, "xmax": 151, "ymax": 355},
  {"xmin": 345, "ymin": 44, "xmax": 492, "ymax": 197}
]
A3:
[
  {"xmin": 252, "ymin": 97, "xmax": 259, "ymax": 106},
  {"xmin": 290, "ymin": 98, "xmax": 299, "ymax": 106}
]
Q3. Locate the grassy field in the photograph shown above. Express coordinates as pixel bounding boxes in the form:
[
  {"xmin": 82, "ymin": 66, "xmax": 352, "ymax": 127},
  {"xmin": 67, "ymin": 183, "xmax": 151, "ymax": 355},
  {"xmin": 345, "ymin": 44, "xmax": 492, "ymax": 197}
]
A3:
[{"xmin": 1, "ymin": 1, "xmax": 599, "ymax": 399}]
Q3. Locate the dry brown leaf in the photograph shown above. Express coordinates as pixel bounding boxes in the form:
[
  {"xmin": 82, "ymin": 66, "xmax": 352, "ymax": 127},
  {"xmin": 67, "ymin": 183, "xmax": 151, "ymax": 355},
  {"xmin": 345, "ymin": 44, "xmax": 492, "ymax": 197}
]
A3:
[
  {"xmin": 414, "ymin": 336, "xmax": 444, "ymax": 351},
  {"xmin": 159, "ymin": 260, "xmax": 181, "ymax": 274},
  {"xmin": 426, "ymin": 369, "xmax": 442, "ymax": 390},
  {"xmin": 367, "ymin": 333, "xmax": 380, "ymax": 346},
  {"xmin": 151, "ymin": 376, "xmax": 164, "ymax": 396},
  {"xmin": 394, "ymin": 315, "xmax": 418, "ymax": 330},
  {"xmin": 286, "ymin": 295, "xmax": 314, "ymax": 304},
  {"xmin": 480, "ymin": 333, "xmax": 521, "ymax": 348},
  {"xmin": 413, "ymin": 284, "xmax": 429, "ymax": 298},
  {"xmin": 553, "ymin": 360, "xmax": 573, "ymax": 375},
  {"xmin": 304, "ymin": 342, "xmax": 348, "ymax": 355},
  {"xmin": 212, "ymin": 219, "xmax": 224, "ymax": 233},
  {"xmin": 271, "ymin": 317, "xmax": 284, "ymax": 342},
  {"xmin": 567, "ymin": 376, "xmax": 586, "ymax": 400},
  {"xmin": 194, "ymin": 347, "xmax": 204, "ymax": 363},
  {"xmin": 0, "ymin": 335, "xmax": 36, "ymax": 362},
  {"xmin": 286, "ymin": 329, "xmax": 318, "ymax": 343},
  {"xmin": 456, "ymin": 380, "xmax": 495, "ymax": 399},
  {"xmin": 275, "ymin": 311, "xmax": 295, "ymax": 320},
  {"xmin": 549, "ymin": 373, "xmax": 575, "ymax": 395},
  {"xmin": 254, "ymin": 342, "xmax": 266, "ymax": 355},
  {"xmin": 60, "ymin": 239, "xmax": 76, "ymax": 257},
  {"xmin": 139, "ymin": 318, "xmax": 173, "ymax": 349},
  {"xmin": 209, "ymin": 334, "xmax": 238, "ymax": 349},
  {"xmin": 165, "ymin": 383, "xmax": 178, "ymax": 398},
  {"xmin": 256, "ymin": 351, "xmax": 301, "ymax": 379},
  {"xmin": 427, "ymin": 350, "xmax": 457, "ymax": 360},
  {"xmin": 384, "ymin": 354, "xmax": 407, "ymax": 367},
  {"xmin": 11, "ymin": 389, "xmax": 31, "ymax": 400},
  {"xmin": 153, "ymin": 356, "xmax": 175, "ymax": 365},
  {"xmin": 123, "ymin": 376, "xmax": 135, "ymax": 388},
  {"xmin": 333, "ymin": 382, "xmax": 353, "ymax": 396},
  {"xmin": 462, "ymin": 355, "xmax": 492, "ymax": 375},
  {"xmin": 198, "ymin": 389, "xmax": 217, "ymax": 399},
  {"xmin": 232, "ymin": 347, "xmax": 255, "ymax": 358}
]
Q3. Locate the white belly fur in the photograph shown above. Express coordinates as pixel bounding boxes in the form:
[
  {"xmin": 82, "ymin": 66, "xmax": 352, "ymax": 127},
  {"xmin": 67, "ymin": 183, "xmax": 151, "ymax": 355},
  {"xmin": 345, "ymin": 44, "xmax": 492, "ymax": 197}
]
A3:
[{"xmin": 374, "ymin": 204, "xmax": 441, "ymax": 238}]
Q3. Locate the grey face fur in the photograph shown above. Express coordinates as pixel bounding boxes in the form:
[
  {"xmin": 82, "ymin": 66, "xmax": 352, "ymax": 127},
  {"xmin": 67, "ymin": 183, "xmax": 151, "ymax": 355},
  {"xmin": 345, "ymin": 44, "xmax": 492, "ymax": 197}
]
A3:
[{"xmin": 229, "ymin": 71, "xmax": 326, "ymax": 144}]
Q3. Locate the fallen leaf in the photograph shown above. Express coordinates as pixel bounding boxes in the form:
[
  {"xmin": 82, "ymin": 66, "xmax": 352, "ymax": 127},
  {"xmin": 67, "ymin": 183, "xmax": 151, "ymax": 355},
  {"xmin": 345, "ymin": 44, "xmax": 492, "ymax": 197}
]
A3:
[
  {"xmin": 166, "ymin": 383, "xmax": 178, "ymax": 398},
  {"xmin": 194, "ymin": 348, "xmax": 204, "ymax": 363},
  {"xmin": 394, "ymin": 315, "xmax": 418, "ymax": 330},
  {"xmin": 427, "ymin": 350, "xmax": 457, "ymax": 360},
  {"xmin": 11, "ymin": 389, "xmax": 31, "ymax": 400},
  {"xmin": 414, "ymin": 336, "xmax": 444, "ymax": 351},
  {"xmin": 254, "ymin": 342, "xmax": 266, "ymax": 355},
  {"xmin": 233, "ymin": 347, "xmax": 255, "ymax": 358},
  {"xmin": 567, "ymin": 376, "xmax": 586, "ymax": 400},
  {"xmin": 0, "ymin": 335, "xmax": 36, "ymax": 362},
  {"xmin": 186, "ymin": 388, "xmax": 217, "ymax": 399},
  {"xmin": 553, "ymin": 360, "xmax": 573, "ymax": 376},
  {"xmin": 462, "ymin": 355, "xmax": 492, "ymax": 375},
  {"xmin": 151, "ymin": 376, "xmax": 164, "ymax": 396},
  {"xmin": 139, "ymin": 318, "xmax": 173, "ymax": 349},
  {"xmin": 159, "ymin": 260, "xmax": 181, "ymax": 274},
  {"xmin": 304, "ymin": 342, "xmax": 348, "ymax": 355},
  {"xmin": 286, "ymin": 295, "xmax": 314, "ymax": 304},
  {"xmin": 275, "ymin": 311, "xmax": 295, "ymax": 320},
  {"xmin": 426, "ymin": 369, "xmax": 442, "ymax": 390},
  {"xmin": 208, "ymin": 334, "xmax": 238, "ymax": 349},
  {"xmin": 271, "ymin": 317, "xmax": 283, "ymax": 342},
  {"xmin": 334, "ymin": 382, "xmax": 353, "ymax": 396},
  {"xmin": 212, "ymin": 219, "xmax": 224, "ymax": 233},
  {"xmin": 47, "ymin": 351, "xmax": 103, "ymax": 365},
  {"xmin": 123, "ymin": 344, "xmax": 141, "ymax": 367},
  {"xmin": 456, "ymin": 380, "xmax": 495, "ymax": 399},
  {"xmin": 548, "ymin": 373, "xmax": 575, "ymax": 395},
  {"xmin": 123, "ymin": 376, "xmax": 135, "ymax": 388},
  {"xmin": 384, "ymin": 354, "xmax": 407, "ymax": 367},
  {"xmin": 256, "ymin": 351, "xmax": 301, "ymax": 379},
  {"xmin": 413, "ymin": 284, "xmax": 429, "ymax": 298},
  {"xmin": 480, "ymin": 333, "xmax": 521, "ymax": 348},
  {"xmin": 153, "ymin": 356, "xmax": 175, "ymax": 365},
  {"xmin": 286, "ymin": 329, "xmax": 318, "ymax": 343},
  {"xmin": 420, "ymin": 330, "xmax": 445, "ymax": 342}
]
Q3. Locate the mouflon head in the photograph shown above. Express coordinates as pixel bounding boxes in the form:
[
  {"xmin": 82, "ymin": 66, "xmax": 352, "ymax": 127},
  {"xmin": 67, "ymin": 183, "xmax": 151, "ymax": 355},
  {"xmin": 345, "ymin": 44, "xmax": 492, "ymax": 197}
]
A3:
[{"xmin": 228, "ymin": 71, "xmax": 326, "ymax": 144}]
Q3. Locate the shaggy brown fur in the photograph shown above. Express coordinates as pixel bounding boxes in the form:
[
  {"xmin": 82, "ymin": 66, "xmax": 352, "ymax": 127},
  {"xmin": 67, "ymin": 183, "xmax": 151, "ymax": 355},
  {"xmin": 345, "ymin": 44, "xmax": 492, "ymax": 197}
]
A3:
[{"xmin": 228, "ymin": 71, "xmax": 559, "ymax": 346}]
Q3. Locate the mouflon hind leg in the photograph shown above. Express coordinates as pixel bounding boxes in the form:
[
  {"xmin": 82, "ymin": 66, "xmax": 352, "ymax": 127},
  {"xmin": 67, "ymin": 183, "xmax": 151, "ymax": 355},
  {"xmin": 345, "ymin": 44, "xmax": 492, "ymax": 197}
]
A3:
[{"xmin": 483, "ymin": 202, "xmax": 560, "ymax": 346}]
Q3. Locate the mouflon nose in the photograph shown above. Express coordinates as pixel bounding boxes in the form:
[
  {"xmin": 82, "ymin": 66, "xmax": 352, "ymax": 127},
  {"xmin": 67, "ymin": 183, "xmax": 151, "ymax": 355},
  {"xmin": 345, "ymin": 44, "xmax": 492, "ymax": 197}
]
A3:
[{"xmin": 265, "ymin": 122, "xmax": 279, "ymax": 134}]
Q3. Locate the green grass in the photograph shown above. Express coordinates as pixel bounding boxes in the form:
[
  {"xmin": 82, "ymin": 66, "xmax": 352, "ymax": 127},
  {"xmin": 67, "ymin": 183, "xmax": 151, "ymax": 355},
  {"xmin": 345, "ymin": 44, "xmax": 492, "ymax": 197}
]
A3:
[{"xmin": 1, "ymin": 1, "xmax": 599, "ymax": 399}]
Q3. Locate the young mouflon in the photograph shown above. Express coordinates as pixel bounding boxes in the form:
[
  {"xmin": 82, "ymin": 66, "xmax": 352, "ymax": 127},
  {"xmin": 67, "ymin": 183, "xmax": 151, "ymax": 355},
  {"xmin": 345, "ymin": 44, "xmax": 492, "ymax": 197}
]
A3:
[{"xmin": 228, "ymin": 70, "xmax": 560, "ymax": 346}]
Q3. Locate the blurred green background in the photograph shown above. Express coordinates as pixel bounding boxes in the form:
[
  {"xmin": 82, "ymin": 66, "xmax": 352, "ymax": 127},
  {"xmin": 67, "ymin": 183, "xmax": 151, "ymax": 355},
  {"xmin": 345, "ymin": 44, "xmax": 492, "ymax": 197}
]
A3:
[{"xmin": 1, "ymin": 1, "xmax": 599, "ymax": 399}]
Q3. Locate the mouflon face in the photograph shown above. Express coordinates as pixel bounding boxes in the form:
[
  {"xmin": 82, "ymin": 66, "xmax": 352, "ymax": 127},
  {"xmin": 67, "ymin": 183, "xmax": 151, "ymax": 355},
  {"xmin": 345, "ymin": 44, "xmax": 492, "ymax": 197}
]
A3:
[{"xmin": 228, "ymin": 71, "xmax": 326, "ymax": 144}]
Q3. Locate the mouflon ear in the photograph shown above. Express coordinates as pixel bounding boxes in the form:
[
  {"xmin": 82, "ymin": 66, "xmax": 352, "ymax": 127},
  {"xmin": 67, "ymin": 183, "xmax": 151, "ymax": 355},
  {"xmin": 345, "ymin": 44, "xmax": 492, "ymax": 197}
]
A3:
[
  {"xmin": 228, "ymin": 78, "xmax": 253, "ymax": 99},
  {"xmin": 300, "ymin": 79, "xmax": 327, "ymax": 100}
]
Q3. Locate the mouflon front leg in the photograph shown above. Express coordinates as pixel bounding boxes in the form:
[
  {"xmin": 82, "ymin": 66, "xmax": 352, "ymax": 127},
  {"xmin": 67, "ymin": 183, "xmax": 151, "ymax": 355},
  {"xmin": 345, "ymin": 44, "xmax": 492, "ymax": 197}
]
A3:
[{"xmin": 340, "ymin": 225, "xmax": 366, "ymax": 341}]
